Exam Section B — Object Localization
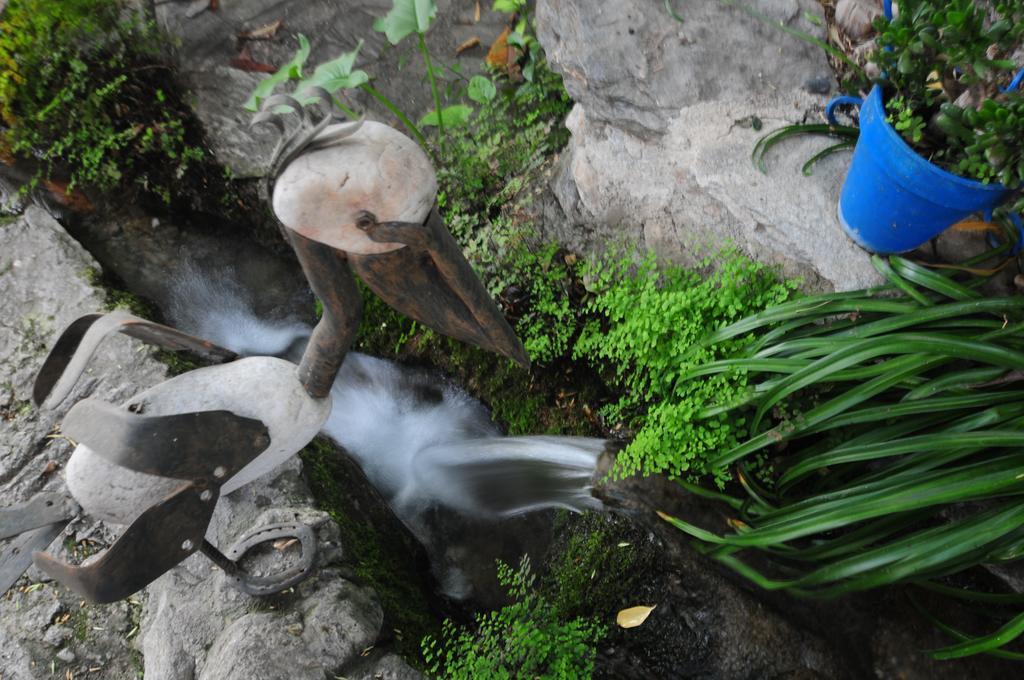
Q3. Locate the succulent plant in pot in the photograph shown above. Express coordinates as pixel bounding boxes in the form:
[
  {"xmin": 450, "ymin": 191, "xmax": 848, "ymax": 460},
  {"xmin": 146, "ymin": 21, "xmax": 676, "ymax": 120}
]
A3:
[
  {"xmin": 875, "ymin": 0, "xmax": 1024, "ymax": 174},
  {"xmin": 836, "ymin": 0, "xmax": 1024, "ymax": 253},
  {"xmin": 757, "ymin": 0, "xmax": 1024, "ymax": 254}
]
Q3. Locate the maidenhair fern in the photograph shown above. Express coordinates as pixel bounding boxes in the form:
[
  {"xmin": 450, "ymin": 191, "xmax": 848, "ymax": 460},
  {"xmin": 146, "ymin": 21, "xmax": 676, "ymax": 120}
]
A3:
[{"xmin": 575, "ymin": 250, "xmax": 798, "ymax": 486}]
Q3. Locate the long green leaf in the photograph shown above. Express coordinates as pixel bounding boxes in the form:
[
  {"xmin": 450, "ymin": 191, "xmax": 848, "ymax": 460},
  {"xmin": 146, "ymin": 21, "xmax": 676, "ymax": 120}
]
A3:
[
  {"xmin": 727, "ymin": 455, "xmax": 1024, "ymax": 544},
  {"xmin": 778, "ymin": 431, "xmax": 1024, "ymax": 487},
  {"xmin": 930, "ymin": 611, "xmax": 1024, "ymax": 660},
  {"xmin": 889, "ymin": 257, "xmax": 981, "ymax": 300}
]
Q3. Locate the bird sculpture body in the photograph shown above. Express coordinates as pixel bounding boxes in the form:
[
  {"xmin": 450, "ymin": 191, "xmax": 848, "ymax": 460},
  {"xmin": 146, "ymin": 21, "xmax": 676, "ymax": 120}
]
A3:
[{"xmin": 0, "ymin": 103, "xmax": 527, "ymax": 603}]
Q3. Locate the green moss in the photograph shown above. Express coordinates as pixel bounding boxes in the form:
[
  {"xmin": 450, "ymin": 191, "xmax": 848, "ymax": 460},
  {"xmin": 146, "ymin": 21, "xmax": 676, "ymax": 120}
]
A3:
[
  {"xmin": 299, "ymin": 437, "xmax": 439, "ymax": 664},
  {"xmin": 542, "ymin": 512, "xmax": 652, "ymax": 621},
  {"xmin": 70, "ymin": 605, "xmax": 90, "ymax": 642},
  {"xmin": 354, "ymin": 286, "xmax": 601, "ymax": 437}
]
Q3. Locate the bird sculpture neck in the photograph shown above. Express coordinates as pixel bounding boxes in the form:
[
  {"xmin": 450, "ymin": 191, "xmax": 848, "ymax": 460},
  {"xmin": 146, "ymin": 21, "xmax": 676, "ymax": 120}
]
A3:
[{"xmin": 288, "ymin": 230, "xmax": 362, "ymax": 399}]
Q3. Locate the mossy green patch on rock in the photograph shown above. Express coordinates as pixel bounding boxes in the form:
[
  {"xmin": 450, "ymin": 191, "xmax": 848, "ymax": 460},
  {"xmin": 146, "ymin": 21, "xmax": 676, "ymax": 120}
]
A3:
[
  {"xmin": 299, "ymin": 437, "xmax": 441, "ymax": 665},
  {"xmin": 541, "ymin": 511, "xmax": 654, "ymax": 622}
]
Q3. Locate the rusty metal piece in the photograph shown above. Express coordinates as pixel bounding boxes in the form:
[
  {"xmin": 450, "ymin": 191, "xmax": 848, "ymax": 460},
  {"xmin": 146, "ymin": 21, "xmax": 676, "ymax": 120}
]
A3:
[
  {"xmin": 33, "ymin": 483, "xmax": 214, "ymax": 604},
  {"xmin": 289, "ymin": 231, "xmax": 362, "ymax": 399},
  {"xmin": 0, "ymin": 492, "xmax": 79, "ymax": 541},
  {"xmin": 1, "ymin": 522, "xmax": 68, "ymax": 595},
  {"xmin": 348, "ymin": 208, "xmax": 529, "ymax": 368},
  {"xmin": 34, "ymin": 310, "xmax": 237, "ymax": 408},
  {"xmin": 31, "ymin": 404, "xmax": 271, "ymax": 603},
  {"xmin": 251, "ymin": 87, "xmax": 362, "ymax": 191},
  {"xmin": 200, "ymin": 521, "xmax": 318, "ymax": 596},
  {"xmin": 62, "ymin": 399, "xmax": 270, "ymax": 481}
]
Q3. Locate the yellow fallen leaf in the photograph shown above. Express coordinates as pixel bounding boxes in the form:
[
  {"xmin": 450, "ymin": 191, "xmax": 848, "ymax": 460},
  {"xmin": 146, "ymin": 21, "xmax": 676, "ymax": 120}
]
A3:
[
  {"xmin": 617, "ymin": 605, "xmax": 656, "ymax": 629},
  {"xmin": 456, "ymin": 36, "xmax": 481, "ymax": 56}
]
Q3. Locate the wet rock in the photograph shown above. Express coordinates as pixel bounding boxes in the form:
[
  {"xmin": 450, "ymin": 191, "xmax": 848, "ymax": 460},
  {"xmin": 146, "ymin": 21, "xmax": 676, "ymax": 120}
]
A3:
[
  {"xmin": 590, "ymin": 453, "xmax": 1021, "ymax": 679},
  {"xmin": 535, "ymin": 0, "xmax": 881, "ymax": 291},
  {"xmin": 346, "ymin": 652, "xmax": 426, "ymax": 680},
  {"xmin": 63, "ymin": 205, "xmax": 312, "ymax": 329}
]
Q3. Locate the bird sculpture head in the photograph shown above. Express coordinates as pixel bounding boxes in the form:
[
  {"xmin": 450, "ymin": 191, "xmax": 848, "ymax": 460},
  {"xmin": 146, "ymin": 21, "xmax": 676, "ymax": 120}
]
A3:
[{"xmin": 254, "ymin": 89, "xmax": 528, "ymax": 400}]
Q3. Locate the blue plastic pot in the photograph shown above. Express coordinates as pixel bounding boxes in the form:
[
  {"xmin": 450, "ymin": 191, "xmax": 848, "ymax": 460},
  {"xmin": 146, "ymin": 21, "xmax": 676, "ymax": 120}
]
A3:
[{"xmin": 830, "ymin": 85, "xmax": 1011, "ymax": 254}]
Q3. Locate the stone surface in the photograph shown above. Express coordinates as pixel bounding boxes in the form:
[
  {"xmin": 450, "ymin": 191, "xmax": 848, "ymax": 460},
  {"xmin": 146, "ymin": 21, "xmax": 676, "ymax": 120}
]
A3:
[
  {"xmin": 0, "ymin": 208, "xmax": 166, "ymax": 680},
  {"xmin": 154, "ymin": 0, "xmax": 512, "ymax": 179},
  {"xmin": 0, "ymin": 208, "xmax": 422, "ymax": 679},
  {"xmin": 139, "ymin": 477, "xmax": 422, "ymax": 680},
  {"xmin": 535, "ymin": 0, "xmax": 883, "ymax": 291}
]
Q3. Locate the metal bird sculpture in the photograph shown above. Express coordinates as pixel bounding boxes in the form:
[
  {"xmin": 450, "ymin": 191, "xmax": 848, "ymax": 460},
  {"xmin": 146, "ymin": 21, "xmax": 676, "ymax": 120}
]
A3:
[{"xmin": 0, "ymin": 89, "xmax": 527, "ymax": 603}]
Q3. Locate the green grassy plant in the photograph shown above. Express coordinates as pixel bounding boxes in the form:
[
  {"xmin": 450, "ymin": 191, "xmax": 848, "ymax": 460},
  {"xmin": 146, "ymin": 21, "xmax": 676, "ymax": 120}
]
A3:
[
  {"xmin": 0, "ymin": 0, "xmax": 209, "ymax": 203},
  {"xmin": 660, "ymin": 252, "xmax": 1024, "ymax": 659},
  {"xmin": 422, "ymin": 556, "xmax": 606, "ymax": 679}
]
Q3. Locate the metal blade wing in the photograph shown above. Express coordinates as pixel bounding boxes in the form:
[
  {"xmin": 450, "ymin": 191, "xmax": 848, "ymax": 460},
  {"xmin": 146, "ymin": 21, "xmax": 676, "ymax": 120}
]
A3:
[
  {"xmin": 0, "ymin": 492, "xmax": 78, "ymax": 541},
  {"xmin": 32, "ymin": 483, "xmax": 214, "ymax": 604},
  {"xmin": 34, "ymin": 310, "xmax": 237, "ymax": 408},
  {"xmin": 0, "ymin": 521, "xmax": 67, "ymax": 595},
  {"xmin": 61, "ymin": 399, "xmax": 271, "ymax": 482}
]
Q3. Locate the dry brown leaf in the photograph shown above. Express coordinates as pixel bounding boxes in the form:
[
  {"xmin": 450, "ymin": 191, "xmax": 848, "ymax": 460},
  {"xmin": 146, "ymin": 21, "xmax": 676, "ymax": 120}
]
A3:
[
  {"xmin": 456, "ymin": 36, "xmax": 481, "ymax": 55},
  {"xmin": 475, "ymin": 0, "xmax": 481, "ymax": 23},
  {"xmin": 239, "ymin": 19, "xmax": 282, "ymax": 41},
  {"xmin": 486, "ymin": 26, "xmax": 512, "ymax": 69},
  {"xmin": 273, "ymin": 537, "xmax": 299, "ymax": 551},
  {"xmin": 616, "ymin": 605, "xmax": 656, "ymax": 629},
  {"xmin": 41, "ymin": 180, "xmax": 93, "ymax": 213},
  {"xmin": 230, "ymin": 50, "xmax": 277, "ymax": 74}
]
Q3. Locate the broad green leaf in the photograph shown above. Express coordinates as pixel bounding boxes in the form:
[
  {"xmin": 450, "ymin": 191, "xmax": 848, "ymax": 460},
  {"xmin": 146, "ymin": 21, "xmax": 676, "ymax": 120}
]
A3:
[
  {"xmin": 243, "ymin": 34, "xmax": 311, "ymax": 111},
  {"xmin": 467, "ymin": 75, "xmax": 496, "ymax": 104},
  {"xmin": 296, "ymin": 40, "xmax": 370, "ymax": 99},
  {"xmin": 418, "ymin": 104, "xmax": 473, "ymax": 128},
  {"xmin": 492, "ymin": 0, "xmax": 523, "ymax": 12},
  {"xmin": 374, "ymin": 0, "xmax": 437, "ymax": 45}
]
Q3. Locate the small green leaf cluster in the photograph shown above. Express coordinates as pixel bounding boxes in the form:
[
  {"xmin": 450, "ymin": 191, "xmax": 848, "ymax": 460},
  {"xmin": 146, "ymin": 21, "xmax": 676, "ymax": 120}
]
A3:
[
  {"xmin": 0, "ymin": 0, "xmax": 208, "ymax": 202},
  {"xmin": 872, "ymin": 0, "xmax": 1024, "ymax": 210},
  {"xmin": 422, "ymin": 556, "xmax": 606, "ymax": 680},
  {"xmin": 435, "ymin": 64, "xmax": 570, "ymax": 250},
  {"xmin": 507, "ymin": 243, "xmax": 578, "ymax": 365},
  {"xmin": 575, "ymin": 251, "xmax": 797, "ymax": 486},
  {"xmin": 491, "ymin": 0, "xmax": 557, "ymax": 101}
]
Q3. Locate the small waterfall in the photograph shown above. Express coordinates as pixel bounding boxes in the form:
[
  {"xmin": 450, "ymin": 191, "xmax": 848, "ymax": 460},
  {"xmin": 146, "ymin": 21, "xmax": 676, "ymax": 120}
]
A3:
[
  {"xmin": 165, "ymin": 259, "xmax": 311, "ymax": 361},
  {"xmin": 324, "ymin": 354, "xmax": 604, "ymax": 521},
  {"xmin": 163, "ymin": 260, "xmax": 605, "ymax": 527}
]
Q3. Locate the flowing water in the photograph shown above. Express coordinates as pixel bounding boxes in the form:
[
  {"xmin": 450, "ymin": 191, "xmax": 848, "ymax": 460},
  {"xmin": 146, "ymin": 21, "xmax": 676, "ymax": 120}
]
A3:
[{"xmin": 165, "ymin": 261, "xmax": 604, "ymax": 593}]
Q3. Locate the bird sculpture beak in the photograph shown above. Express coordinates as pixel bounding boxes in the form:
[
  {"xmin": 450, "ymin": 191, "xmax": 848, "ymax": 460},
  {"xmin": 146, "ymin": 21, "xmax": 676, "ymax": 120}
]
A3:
[
  {"xmin": 347, "ymin": 208, "xmax": 529, "ymax": 368},
  {"xmin": 271, "ymin": 119, "xmax": 529, "ymax": 373}
]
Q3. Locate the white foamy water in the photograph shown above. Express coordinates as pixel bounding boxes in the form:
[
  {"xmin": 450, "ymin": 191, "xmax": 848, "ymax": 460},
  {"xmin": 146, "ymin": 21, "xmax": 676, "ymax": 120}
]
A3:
[{"xmin": 164, "ymin": 261, "xmax": 604, "ymax": 526}]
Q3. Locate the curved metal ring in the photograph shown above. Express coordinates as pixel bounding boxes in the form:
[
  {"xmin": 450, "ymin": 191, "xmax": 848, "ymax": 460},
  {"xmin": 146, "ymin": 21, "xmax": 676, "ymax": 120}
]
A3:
[{"xmin": 222, "ymin": 522, "xmax": 319, "ymax": 596}]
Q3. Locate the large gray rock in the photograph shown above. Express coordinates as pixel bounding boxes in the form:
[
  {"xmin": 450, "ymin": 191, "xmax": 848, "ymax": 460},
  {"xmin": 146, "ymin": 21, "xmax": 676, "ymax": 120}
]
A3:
[
  {"xmin": 535, "ymin": 0, "xmax": 883, "ymax": 291},
  {"xmin": 0, "ymin": 207, "xmax": 167, "ymax": 680},
  {"xmin": 155, "ymin": 0, "xmax": 511, "ymax": 178}
]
